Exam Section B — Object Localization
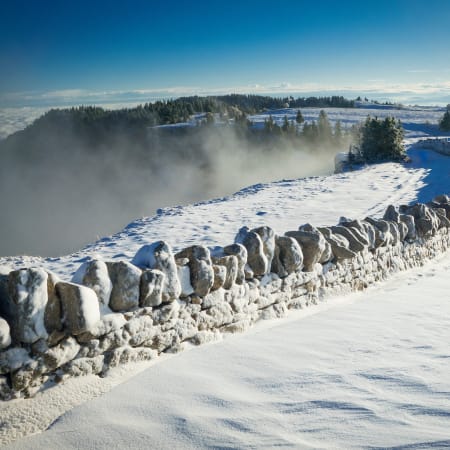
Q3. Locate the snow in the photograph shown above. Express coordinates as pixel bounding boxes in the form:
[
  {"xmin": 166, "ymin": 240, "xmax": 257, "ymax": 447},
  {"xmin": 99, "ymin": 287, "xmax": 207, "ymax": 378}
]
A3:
[
  {"xmin": 4, "ymin": 254, "xmax": 450, "ymax": 449},
  {"xmin": 0, "ymin": 318, "xmax": 11, "ymax": 350},
  {"xmin": 0, "ymin": 105, "xmax": 449, "ymax": 447}
]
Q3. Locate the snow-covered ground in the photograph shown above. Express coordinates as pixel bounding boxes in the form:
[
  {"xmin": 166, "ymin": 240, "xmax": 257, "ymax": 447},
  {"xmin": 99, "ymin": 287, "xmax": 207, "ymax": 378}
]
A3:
[
  {"xmin": 0, "ymin": 106, "xmax": 449, "ymax": 448},
  {"xmin": 5, "ymin": 253, "xmax": 450, "ymax": 449},
  {"xmin": 0, "ymin": 143, "xmax": 447, "ymax": 280}
]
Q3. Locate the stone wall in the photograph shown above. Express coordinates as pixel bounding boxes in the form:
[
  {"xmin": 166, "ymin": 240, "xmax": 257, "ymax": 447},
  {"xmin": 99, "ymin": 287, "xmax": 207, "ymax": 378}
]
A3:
[
  {"xmin": 1, "ymin": 195, "xmax": 450, "ymax": 400},
  {"xmin": 417, "ymin": 138, "xmax": 450, "ymax": 156}
]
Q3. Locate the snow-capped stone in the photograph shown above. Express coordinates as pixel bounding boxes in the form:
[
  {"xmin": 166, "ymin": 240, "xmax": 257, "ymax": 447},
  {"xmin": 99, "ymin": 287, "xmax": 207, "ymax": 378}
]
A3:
[
  {"xmin": 252, "ymin": 226, "xmax": 276, "ymax": 272},
  {"xmin": 8, "ymin": 268, "xmax": 49, "ymax": 344},
  {"xmin": 330, "ymin": 226, "xmax": 366, "ymax": 252},
  {"xmin": 236, "ymin": 229, "xmax": 268, "ymax": 277},
  {"xmin": 285, "ymin": 229, "xmax": 326, "ymax": 272},
  {"xmin": 63, "ymin": 355, "xmax": 104, "ymax": 377},
  {"xmin": 45, "ymin": 272, "xmax": 62, "ymax": 335},
  {"xmin": 140, "ymin": 269, "xmax": 165, "ymax": 307},
  {"xmin": 318, "ymin": 228, "xmax": 356, "ymax": 261},
  {"xmin": 0, "ymin": 317, "xmax": 11, "ymax": 350},
  {"xmin": 319, "ymin": 241, "xmax": 333, "ymax": 264},
  {"xmin": 364, "ymin": 217, "xmax": 393, "ymax": 247},
  {"xmin": 175, "ymin": 245, "xmax": 214, "ymax": 297},
  {"xmin": 397, "ymin": 221, "xmax": 409, "ymax": 241},
  {"xmin": 339, "ymin": 219, "xmax": 371, "ymax": 247},
  {"xmin": 223, "ymin": 243, "xmax": 247, "ymax": 284},
  {"xmin": 177, "ymin": 265, "xmax": 194, "ymax": 298},
  {"xmin": 433, "ymin": 208, "xmax": 450, "ymax": 228},
  {"xmin": 212, "ymin": 255, "xmax": 238, "ymax": 289},
  {"xmin": 399, "ymin": 214, "xmax": 417, "ymax": 241},
  {"xmin": 399, "ymin": 203, "xmax": 439, "ymax": 238},
  {"xmin": 132, "ymin": 241, "xmax": 181, "ymax": 302},
  {"xmin": 433, "ymin": 194, "xmax": 450, "ymax": 204},
  {"xmin": 388, "ymin": 221, "xmax": 401, "ymax": 245},
  {"xmin": 0, "ymin": 375, "xmax": 12, "ymax": 400},
  {"xmin": 383, "ymin": 204, "xmax": 400, "ymax": 222},
  {"xmin": 72, "ymin": 260, "xmax": 112, "ymax": 310},
  {"xmin": 212, "ymin": 265, "xmax": 226, "ymax": 291},
  {"xmin": 56, "ymin": 282, "xmax": 100, "ymax": 335},
  {"xmin": 0, "ymin": 347, "xmax": 32, "ymax": 374},
  {"xmin": 42, "ymin": 336, "xmax": 81, "ymax": 371},
  {"xmin": 105, "ymin": 346, "xmax": 157, "ymax": 369},
  {"xmin": 106, "ymin": 261, "xmax": 141, "ymax": 311},
  {"xmin": 271, "ymin": 236, "xmax": 303, "ymax": 277}
]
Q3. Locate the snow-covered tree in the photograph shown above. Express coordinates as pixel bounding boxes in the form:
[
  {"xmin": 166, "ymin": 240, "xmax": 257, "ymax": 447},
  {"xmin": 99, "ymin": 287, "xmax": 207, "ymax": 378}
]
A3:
[{"xmin": 439, "ymin": 106, "xmax": 450, "ymax": 131}]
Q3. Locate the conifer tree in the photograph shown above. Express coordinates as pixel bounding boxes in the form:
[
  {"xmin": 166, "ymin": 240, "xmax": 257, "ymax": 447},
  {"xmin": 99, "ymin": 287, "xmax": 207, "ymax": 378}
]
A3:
[
  {"xmin": 295, "ymin": 110, "xmax": 304, "ymax": 124},
  {"xmin": 439, "ymin": 105, "xmax": 450, "ymax": 131},
  {"xmin": 318, "ymin": 110, "xmax": 332, "ymax": 142},
  {"xmin": 359, "ymin": 116, "xmax": 405, "ymax": 162}
]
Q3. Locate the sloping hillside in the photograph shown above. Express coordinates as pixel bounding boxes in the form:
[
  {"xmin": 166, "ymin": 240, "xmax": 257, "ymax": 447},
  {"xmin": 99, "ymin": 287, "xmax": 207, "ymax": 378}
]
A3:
[{"xmin": 1, "ymin": 137, "xmax": 449, "ymax": 447}]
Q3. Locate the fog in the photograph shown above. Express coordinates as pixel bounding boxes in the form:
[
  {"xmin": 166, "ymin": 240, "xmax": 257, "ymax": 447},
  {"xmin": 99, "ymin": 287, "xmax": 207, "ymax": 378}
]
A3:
[{"xmin": 0, "ymin": 124, "xmax": 340, "ymax": 257}]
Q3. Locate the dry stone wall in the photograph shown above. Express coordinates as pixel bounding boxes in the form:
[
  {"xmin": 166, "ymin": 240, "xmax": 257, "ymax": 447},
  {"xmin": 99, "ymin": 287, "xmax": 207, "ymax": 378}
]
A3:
[
  {"xmin": 417, "ymin": 138, "xmax": 450, "ymax": 156},
  {"xmin": 1, "ymin": 195, "xmax": 450, "ymax": 400}
]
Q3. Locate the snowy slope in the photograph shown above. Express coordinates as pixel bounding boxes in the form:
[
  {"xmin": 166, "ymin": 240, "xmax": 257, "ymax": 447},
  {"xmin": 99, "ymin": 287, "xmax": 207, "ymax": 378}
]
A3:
[
  {"xmin": 0, "ymin": 143, "xmax": 449, "ymax": 448},
  {"xmin": 6, "ymin": 253, "xmax": 450, "ymax": 449},
  {"xmin": 0, "ymin": 144, "xmax": 447, "ymax": 280},
  {"xmin": 0, "ymin": 108, "xmax": 449, "ymax": 448}
]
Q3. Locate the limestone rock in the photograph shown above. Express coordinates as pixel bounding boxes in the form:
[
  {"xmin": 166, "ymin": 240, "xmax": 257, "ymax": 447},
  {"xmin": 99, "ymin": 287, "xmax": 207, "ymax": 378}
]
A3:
[
  {"xmin": 56, "ymin": 282, "xmax": 100, "ymax": 335},
  {"xmin": 330, "ymin": 226, "xmax": 366, "ymax": 252},
  {"xmin": 223, "ymin": 243, "xmax": 247, "ymax": 284},
  {"xmin": 433, "ymin": 194, "xmax": 450, "ymax": 204},
  {"xmin": 364, "ymin": 217, "xmax": 393, "ymax": 247},
  {"xmin": 45, "ymin": 272, "xmax": 62, "ymax": 334},
  {"xmin": 8, "ymin": 268, "xmax": 48, "ymax": 344},
  {"xmin": 176, "ymin": 245, "xmax": 215, "ymax": 297},
  {"xmin": 140, "ymin": 269, "xmax": 165, "ymax": 307},
  {"xmin": 339, "ymin": 220, "xmax": 370, "ymax": 246},
  {"xmin": 63, "ymin": 355, "xmax": 104, "ymax": 377},
  {"xmin": 105, "ymin": 346, "xmax": 157, "ymax": 369},
  {"xmin": 177, "ymin": 265, "xmax": 194, "ymax": 298},
  {"xmin": 72, "ymin": 260, "xmax": 112, "ymax": 309},
  {"xmin": 397, "ymin": 220, "xmax": 409, "ymax": 241},
  {"xmin": 42, "ymin": 336, "xmax": 81, "ymax": 371},
  {"xmin": 319, "ymin": 241, "xmax": 333, "ymax": 264},
  {"xmin": 399, "ymin": 203, "xmax": 439, "ymax": 238},
  {"xmin": 387, "ymin": 221, "xmax": 401, "ymax": 245},
  {"xmin": 0, "ymin": 347, "xmax": 32, "ymax": 374},
  {"xmin": 252, "ymin": 226, "xmax": 276, "ymax": 271},
  {"xmin": 0, "ymin": 375, "xmax": 12, "ymax": 401},
  {"xmin": 77, "ymin": 312, "xmax": 126, "ymax": 342},
  {"xmin": 212, "ymin": 255, "xmax": 238, "ymax": 289},
  {"xmin": 271, "ymin": 236, "xmax": 303, "ymax": 277},
  {"xmin": 0, "ymin": 317, "xmax": 11, "ymax": 350},
  {"xmin": 433, "ymin": 208, "xmax": 450, "ymax": 228},
  {"xmin": 236, "ymin": 229, "xmax": 268, "ymax": 277},
  {"xmin": 106, "ymin": 261, "xmax": 141, "ymax": 311},
  {"xmin": 0, "ymin": 274, "xmax": 13, "ymax": 326},
  {"xmin": 383, "ymin": 204, "xmax": 400, "ymax": 222},
  {"xmin": 329, "ymin": 235, "xmax": 357, "ymax": 260},
  {"xmin": 132, "ymin": 242, "xmax": 181, "ymax": 302},
  {"xmin": 285, "ymin": 229, "xmax": 326, "ymax": 272},
  {"xmin": 212, "ymin": 265, "xmax": 227, "ymax": 291}
]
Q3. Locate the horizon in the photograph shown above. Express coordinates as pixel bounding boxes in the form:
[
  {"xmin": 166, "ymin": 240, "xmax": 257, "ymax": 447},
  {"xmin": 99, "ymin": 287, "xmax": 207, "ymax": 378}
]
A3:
[{"xmin": 1, "ymin": 1, "xmax": 450, "ymax": 109}]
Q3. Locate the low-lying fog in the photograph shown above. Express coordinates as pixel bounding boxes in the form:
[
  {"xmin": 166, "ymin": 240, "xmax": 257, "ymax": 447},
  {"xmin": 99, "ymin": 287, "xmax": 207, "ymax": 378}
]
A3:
[{"xmin": 0, "ymin": 124, "xmax": 339, "ymax": 258}]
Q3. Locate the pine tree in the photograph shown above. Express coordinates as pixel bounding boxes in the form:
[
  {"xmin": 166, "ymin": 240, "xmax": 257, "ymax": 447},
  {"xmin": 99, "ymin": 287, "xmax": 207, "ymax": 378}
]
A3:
[
  {"xmin": 318, "ymin": 110, "xmax": 332, "ymax": 142},
  {"xmin": 295, "ymin": 110, "xmax": 304, "ymax": 124},
  {"xmin": 439, "ymin": 106, "xmax": 450, "ymax": 131},
  {"xmin": 333, "ymin": 120, "xmax": 343, "ymax": 145},
  {"xmin": 282, "ymin": 115, "xmax": 289, "ymax": 132},
  {"xmin": 359, "ymin": 116, "xmax": 405, "ymax": 162}
]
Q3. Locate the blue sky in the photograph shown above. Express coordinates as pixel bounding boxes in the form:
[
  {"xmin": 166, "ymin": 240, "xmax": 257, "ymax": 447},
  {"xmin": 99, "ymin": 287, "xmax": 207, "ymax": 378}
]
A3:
[{"xmin": 1, "ymin": 0, "xmax": 450, "ymax": 106}]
